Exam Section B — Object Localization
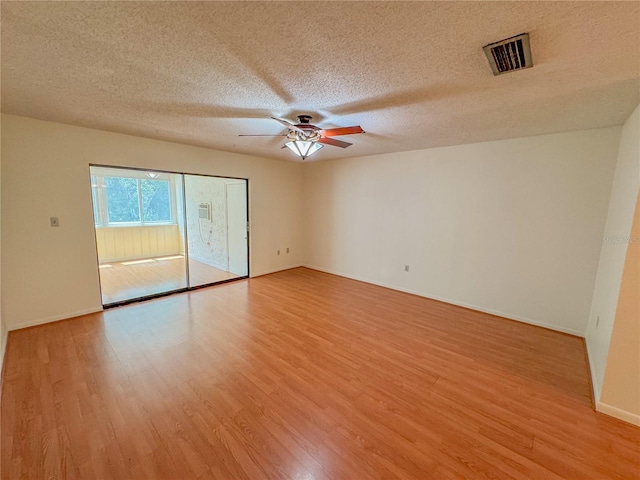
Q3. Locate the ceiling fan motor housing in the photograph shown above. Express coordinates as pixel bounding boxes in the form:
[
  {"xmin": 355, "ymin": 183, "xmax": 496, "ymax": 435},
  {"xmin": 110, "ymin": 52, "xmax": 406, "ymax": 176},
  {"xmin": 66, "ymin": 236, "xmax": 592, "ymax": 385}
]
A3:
[
  {"xmin": 297, "ymin": 115, "xmax": 313, "ymax": 124},
  {"xmin": 290, "ymin": 115, "xmax": 321, "ymax": 141}
]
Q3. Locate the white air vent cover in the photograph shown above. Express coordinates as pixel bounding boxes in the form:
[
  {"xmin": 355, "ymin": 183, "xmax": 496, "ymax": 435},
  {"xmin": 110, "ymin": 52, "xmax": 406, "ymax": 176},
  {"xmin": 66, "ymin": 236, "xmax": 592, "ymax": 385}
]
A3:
[{"xmin": 483, "ymin": 33, "xmax": 533, "ymax": 76}]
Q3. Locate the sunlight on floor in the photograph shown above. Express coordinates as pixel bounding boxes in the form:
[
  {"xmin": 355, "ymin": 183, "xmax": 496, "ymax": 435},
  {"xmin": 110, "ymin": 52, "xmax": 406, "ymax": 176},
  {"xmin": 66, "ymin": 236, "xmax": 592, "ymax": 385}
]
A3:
[
  {"xmin": 98, "ymin": 255, "xmax": 241, "ymax": 304},
  {"xmin": 121, "ymin": 259, "xmax": 156, "ymax": 265}
]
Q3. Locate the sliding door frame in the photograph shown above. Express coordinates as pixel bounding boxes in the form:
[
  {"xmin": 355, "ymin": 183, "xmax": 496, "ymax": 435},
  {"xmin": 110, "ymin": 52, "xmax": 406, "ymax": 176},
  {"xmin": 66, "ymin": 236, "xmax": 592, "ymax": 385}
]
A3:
[{"xmin": 89, "ymin": 164, "xmax": 250, "ymax": 308}]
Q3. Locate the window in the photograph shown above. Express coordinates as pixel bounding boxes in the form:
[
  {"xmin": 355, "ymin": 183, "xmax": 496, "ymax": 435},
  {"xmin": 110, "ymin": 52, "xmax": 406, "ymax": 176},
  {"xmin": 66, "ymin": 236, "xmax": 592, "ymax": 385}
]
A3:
[
  {"xmin": 141, "ymin": 179, "xmax": 171, "ymax": 222},
  {"xmin": 91, "ymin": 171, "xmax": 175, "ymax": 226},
  {"xmin": 106, "ymin": 177, "xmax": 141, "ymax": 223},
  {"xmin": 91, "ymin": 175, "xmax": 100, "ymax": 226}
]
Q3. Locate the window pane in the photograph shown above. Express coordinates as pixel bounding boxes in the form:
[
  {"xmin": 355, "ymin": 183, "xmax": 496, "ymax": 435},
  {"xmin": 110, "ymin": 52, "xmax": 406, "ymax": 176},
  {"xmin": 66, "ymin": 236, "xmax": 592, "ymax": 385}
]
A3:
[
  {"xmin": 90, "ymin": 175, "xmax": 100, "ymax": 225},
  {"xmin": 105, "ymin": 177, "xmax": 140, "ymax": 223},
  {"xmin": 141, "ymin": 179, "xmax": 171, "ymax": 222}
]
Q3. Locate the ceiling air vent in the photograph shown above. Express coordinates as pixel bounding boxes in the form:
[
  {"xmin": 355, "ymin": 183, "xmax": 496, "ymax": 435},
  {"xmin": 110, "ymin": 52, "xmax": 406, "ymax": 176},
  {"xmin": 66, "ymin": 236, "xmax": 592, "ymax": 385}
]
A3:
[{"xmin": 483, "ymin": 33, "xmax": 532, "ymax": 76}]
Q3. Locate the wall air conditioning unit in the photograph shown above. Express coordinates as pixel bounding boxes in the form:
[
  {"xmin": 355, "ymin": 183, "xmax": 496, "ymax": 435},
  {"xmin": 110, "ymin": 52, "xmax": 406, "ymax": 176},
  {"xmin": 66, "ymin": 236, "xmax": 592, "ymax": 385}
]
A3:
[{"xmin": 198, "ymin": 203, "xmax": 211, "ymax": 221}]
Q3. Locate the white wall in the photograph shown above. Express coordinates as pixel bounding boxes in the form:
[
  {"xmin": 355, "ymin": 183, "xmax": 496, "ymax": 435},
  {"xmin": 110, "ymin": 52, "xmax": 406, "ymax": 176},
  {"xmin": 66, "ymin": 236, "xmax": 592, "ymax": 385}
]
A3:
[
  {"xmin": 586, "ymin": 104, "xmax": 640, "ymax": 401},
  {"xmin": 598, "ymin": 192, "xmax": 639, "ymax": 425},
  {"xmin": 303, "ymin": 128, "xmax": 621, "ymax": 335},
  {"xmin": 95, "ymin": 225, "xmax": 183, "ymax": 263},
  {"xmin": 1, "ymin": 114, "xmax": 303, "ymax": 330}
]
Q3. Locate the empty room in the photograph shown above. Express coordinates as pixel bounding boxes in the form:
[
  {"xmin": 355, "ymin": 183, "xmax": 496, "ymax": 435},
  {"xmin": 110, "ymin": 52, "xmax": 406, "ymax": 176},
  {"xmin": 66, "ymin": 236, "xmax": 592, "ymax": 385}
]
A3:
[{"xmin": 1, "ymin": 1, "xmax": 639, "ymax": 479}]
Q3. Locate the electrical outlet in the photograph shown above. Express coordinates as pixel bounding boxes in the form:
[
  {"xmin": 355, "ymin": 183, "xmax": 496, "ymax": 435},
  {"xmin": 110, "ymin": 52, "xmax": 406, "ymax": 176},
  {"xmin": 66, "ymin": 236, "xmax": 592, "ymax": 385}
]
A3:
[
  {"xmin": 50, "ymin": 217, "xmax": 60, "ymax": 227},
  {"xmin": 596, "ymin": 316, "xmax": 600, "ymax": 329},
  {"xmin": 404, "ymin": 265, "xmax": 410, "ymax": 272},
  {"xmin": 286, "ymin": 248, "xmax": 290, "ymax": 254}
]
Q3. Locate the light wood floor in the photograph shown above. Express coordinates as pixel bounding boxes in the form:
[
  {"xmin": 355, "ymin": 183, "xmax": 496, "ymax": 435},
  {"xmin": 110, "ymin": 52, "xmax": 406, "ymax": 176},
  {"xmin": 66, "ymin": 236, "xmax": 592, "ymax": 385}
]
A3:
[
  {"xmin": 1, "ymin": 268, "xmax": 638, "ymax": 479},
  {"xmin": 99, "ymin": 256, "xmax": 240, "ymax": 304}
]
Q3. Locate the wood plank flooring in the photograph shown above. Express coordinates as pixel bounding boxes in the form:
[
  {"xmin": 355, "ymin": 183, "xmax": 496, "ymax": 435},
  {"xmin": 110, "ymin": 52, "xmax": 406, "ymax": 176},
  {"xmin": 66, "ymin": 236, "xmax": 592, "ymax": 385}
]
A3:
[
  {"xmin": 1, "ymin": 268, "xmax": 638, "ymax": 479},
  {"xmin": 99, "ymin": 256, "xmax": 240, "ymax": 304}
]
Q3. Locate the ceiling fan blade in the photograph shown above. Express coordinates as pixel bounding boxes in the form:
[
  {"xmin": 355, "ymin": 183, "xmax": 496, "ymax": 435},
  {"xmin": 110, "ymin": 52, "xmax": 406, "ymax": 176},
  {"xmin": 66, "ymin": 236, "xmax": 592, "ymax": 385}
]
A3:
[
  {"xmin": 238, "ymin": 134, "xmax": 286, "ymax": 137},
  {"xmin": 271, "ymin": 117, "xmax": 306, "ymax": 135},
  {"xmin": 318, "ymin": 137, "xmax": 352, "ymax": 148},
  {"xmin": 319, "ymin": 126, "xmax": 364, "ymax": 137}
]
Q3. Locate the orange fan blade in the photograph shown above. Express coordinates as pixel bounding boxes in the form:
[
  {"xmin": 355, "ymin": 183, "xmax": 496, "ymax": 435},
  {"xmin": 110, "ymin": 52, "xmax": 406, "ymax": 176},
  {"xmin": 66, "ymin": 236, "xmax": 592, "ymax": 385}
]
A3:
[
  {"xmin": 318, "ymin": 137, "xmax": 352, "ymax": 148},
  {"xmin": 320, "ymin": 126, "xmax": 364, "ymax": 137}
]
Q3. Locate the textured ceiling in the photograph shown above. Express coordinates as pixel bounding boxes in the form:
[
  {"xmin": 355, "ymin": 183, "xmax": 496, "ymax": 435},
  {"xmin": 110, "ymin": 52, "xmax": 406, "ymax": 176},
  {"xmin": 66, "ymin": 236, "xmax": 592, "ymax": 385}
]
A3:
[{"xmin": 2, "ymin": 1, "xmax": 639, "ymax": 162}]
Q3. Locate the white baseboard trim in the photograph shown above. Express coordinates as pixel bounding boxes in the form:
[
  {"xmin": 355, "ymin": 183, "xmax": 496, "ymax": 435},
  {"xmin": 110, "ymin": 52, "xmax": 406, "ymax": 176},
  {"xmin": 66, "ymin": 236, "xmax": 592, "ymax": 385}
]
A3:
[
  {"xmin": 584, "ymin": 337, "xmax": 601, "ymax": 404},
  {"xmin": 596, "ymin": 401, "xmax": 640, "ymax": 426},
  {"xmin": 0, "ymin": 325, "xmax": 8, "ymax": 376},
  {"xmin": 8, "ymin": 306, "xmax": 104, "ymax": 331},
  {"xmin": 250, "ymin": 264, "xmax": 302, "ymax": 278},
  {"xmin": 303, "ymin": 264, "xmax": 585, "ymax": 337}
]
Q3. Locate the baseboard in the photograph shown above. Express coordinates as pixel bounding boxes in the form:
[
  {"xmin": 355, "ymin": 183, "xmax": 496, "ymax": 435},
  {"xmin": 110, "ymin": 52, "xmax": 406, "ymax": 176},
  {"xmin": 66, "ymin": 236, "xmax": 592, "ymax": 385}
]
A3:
[
  {"xmin": 250, "ymin": 264, "xmax": 302, "ymax": 278},
  {"xmin": 303, "ymin": 264, "xmax": 585, "ymax": 337},
  {"xmin": 0, "ymin": 324, "xmax": 8, "ymax": 387},
  {"xmin": 596, "ymin": 401, "xmax": 640, "ymax": 427},
  {"xmin": 0, "ymin": 325, "xmax": 7, "ymax": 357},
  {"xmin": 584, "ymin": 337, "xmax": 601, "ymax": 404},
  {"xmin": 8, "ymin": 306, "xmax": 104, "ymax": 331}
]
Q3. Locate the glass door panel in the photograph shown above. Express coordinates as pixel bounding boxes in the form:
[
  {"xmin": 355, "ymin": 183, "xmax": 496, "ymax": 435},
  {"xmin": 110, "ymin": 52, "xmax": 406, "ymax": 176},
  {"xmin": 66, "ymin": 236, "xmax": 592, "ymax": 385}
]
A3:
[
  {"xmin": 90, "ymin": 166, "xmax": 187, "ymax": 305},
  {"xmin": 184, "ymin": 175, "xmax": 248, "ymax": 287}
]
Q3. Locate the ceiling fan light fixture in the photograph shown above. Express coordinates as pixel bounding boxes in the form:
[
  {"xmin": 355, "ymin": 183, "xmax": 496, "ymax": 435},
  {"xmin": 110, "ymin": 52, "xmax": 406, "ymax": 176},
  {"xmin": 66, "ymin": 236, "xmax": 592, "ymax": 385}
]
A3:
[{"xmin": 285, "ymin": 140, "xmax": 323, "ymax": 160}]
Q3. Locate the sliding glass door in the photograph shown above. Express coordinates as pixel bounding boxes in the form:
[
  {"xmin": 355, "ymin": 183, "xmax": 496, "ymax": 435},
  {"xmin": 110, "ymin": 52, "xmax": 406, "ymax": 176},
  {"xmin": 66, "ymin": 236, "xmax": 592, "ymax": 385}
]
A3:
[
  {"xmin": 91, "ymin": 166, "xmax": 188, "ymax": 304},
  {"xmin": 90, "ymin": 166, "xmax": 249, "ymax": 306},
  {"xmin": 184, "ymin": 175, "xmax": 248, "ymax": 287}
]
